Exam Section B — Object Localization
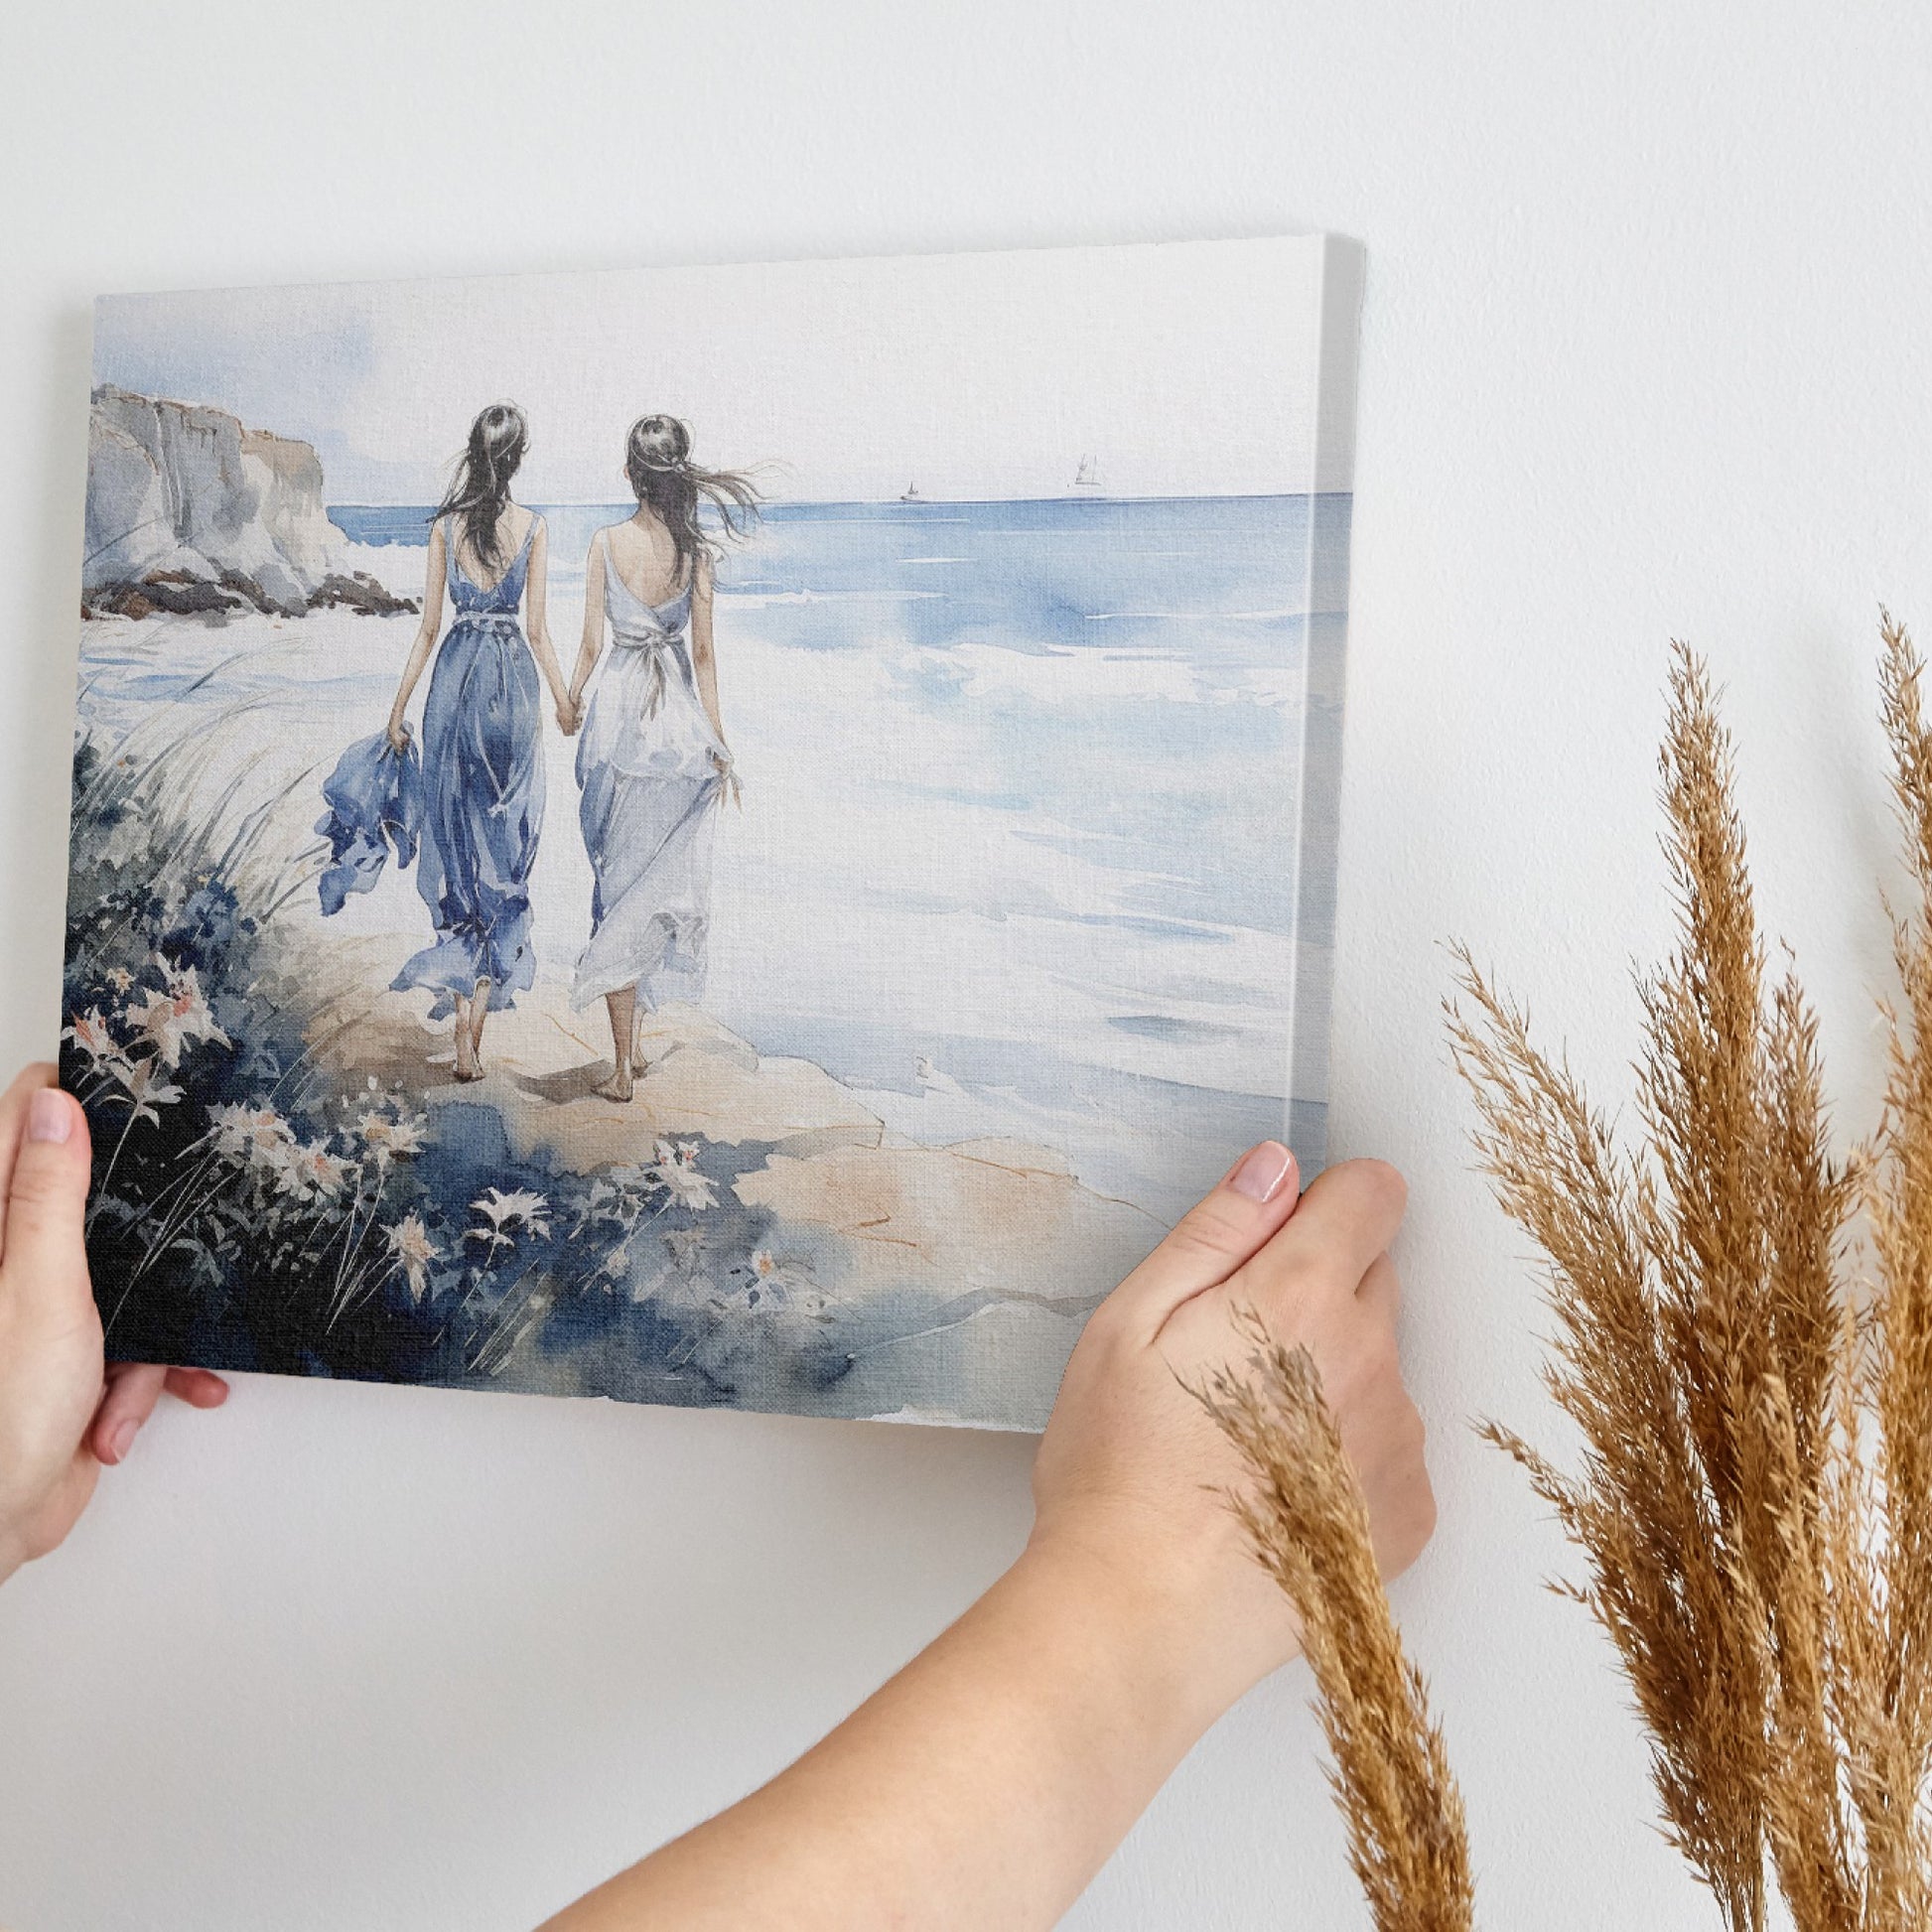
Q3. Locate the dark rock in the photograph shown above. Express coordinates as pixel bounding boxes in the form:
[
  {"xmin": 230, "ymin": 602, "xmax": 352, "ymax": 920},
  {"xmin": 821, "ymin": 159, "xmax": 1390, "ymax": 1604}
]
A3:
[
  {"xmin": 81, "ymin": 586, "xmax": 157, "ymax": 621},
  {"xmin": 82, "ymin": 564, "xmax": 414, "ymax": 622},
  {"xmin": 307, "ymin": 572, "xmax": 420, "ymax": 618},
  {"xmin": 216, "ymin": 568, "xmax": 304, "ymax": 618},
  {"xmin": 138, "ymin": 577, "xmax": 243, "ymax": 617}
]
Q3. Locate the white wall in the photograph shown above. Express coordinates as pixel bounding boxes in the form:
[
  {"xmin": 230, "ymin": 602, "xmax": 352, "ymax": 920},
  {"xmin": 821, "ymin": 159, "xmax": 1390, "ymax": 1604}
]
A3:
[{"xmin": 2, "ymin": 3, "xmax": 1927, "ymax": 1924}]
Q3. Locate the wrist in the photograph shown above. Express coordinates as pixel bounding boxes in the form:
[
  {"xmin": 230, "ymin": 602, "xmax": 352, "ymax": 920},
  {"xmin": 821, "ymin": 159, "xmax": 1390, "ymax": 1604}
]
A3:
[
  {"xmin": 1002, "ymin": 1531, "xmax": 1269, "ymax": 1751},
  {"xmin": 1020, "ymin": 1506, "xmax": 1306, "ymax": 1723}
]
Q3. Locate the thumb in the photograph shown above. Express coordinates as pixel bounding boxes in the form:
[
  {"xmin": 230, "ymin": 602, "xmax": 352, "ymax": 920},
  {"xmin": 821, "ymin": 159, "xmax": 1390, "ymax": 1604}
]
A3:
[{"xmin": 1, "ymin": 1083, "xmax": 94, "ymax": 1325}]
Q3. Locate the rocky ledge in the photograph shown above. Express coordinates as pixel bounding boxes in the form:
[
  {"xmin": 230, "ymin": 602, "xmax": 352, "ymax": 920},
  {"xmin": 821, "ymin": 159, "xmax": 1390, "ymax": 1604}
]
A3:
[
  {"xmin": 81, "ymin": 387, "xmax": 417, "ymax": 621},
  {"xmin": 86, "ymin": 566, "xmax": 417, "ymax": 622}
]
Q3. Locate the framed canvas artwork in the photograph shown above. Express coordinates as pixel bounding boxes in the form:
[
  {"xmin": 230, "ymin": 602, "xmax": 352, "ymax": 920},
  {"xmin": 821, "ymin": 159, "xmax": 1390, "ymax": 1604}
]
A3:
[{"xmin": 63, "ymin": 234, "xmax": 1362, "ymax": 1429}]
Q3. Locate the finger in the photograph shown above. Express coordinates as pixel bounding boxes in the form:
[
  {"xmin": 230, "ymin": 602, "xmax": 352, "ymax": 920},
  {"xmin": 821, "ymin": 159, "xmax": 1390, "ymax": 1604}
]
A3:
[
  {"xmin": 1106, "ymin": 1142, "xmax": 1301, "ymax": 1336},
  {"xmin": 1240, "ymin": 1159, "xmax": 1408, "ymax": 1308},
  {"xmin": 0, "ymin": 1062, "xmax": 60, "ymax": 1260},
  {"xmin": 164, "ymin": 1366, "xmax": 230, "ymax": 1409},
  {"xmin": 92, "ymin": 1362, "xmax": 168, "ymax": 1464},
  {"xmin": 1, "ymin": 1083, "xmax": 94, "ymax": 1325},
  {"xmin": 1355, "ymin": 1252, "xmax": 1401, "ymax": 1321}
]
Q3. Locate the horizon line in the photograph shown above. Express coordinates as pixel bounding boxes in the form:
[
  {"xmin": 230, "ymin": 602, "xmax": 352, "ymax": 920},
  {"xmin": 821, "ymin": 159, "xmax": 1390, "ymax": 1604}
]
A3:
[{"xmin": 325, "ymin": 488, "xmax": 1350, "ymax": 511}]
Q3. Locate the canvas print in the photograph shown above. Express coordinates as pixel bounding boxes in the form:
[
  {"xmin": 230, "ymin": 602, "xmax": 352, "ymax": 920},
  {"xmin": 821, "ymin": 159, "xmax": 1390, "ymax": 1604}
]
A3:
[{"xmin": 61, "ymin": 236, "xmax": 1360, "ymax": 1429}]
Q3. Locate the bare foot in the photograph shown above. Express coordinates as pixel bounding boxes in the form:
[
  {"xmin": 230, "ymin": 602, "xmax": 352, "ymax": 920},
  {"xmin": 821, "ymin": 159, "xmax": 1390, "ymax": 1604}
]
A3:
[{"xmin": 595, "ymin": 1064, "xmax": 634, "ymax": 1103}]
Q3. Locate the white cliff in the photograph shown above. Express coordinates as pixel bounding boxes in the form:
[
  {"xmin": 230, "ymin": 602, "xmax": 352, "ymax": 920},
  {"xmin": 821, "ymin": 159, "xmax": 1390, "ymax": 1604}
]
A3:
[{"xmin": 83, "ymin": 387, "xmax": 410, "ymax": 618}]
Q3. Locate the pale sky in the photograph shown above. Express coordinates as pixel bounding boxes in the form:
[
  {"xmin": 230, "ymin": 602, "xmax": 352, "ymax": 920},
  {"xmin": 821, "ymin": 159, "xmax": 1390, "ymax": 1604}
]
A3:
[{"xmin": 93, "ymin": 235, "xmax": 1351, "ymax": 505}]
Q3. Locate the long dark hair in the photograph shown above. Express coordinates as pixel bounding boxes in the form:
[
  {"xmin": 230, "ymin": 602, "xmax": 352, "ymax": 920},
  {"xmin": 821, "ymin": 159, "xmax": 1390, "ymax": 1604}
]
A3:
[
  {"xmin": 624, "ymin": 414, "xmax": 761, "ymax": 585},
  {"xmin": 431, "ymin": 402, "xmax": 528, "ymax": 573}
]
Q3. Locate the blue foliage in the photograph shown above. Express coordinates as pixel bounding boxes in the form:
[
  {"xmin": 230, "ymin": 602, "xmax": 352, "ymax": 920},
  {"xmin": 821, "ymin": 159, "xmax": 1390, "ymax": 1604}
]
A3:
[{"xmin": 61, "ymin": 723, "xmax": 831, "ymax": 1408}]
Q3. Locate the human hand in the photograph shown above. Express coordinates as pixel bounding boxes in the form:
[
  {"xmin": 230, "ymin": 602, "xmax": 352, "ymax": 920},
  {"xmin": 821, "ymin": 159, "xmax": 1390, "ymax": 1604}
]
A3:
[
  {"xmin": 712, "ymin": 749, "xmax": 742, "ymax": 808},
  {"xmin": 1027, "ymin": 1146, "xmax": 1432, "ymax": 1725},
  {"xmin": 386, "ymin": 714, "xmax": 411, "ymax": 756},
  {"xmin": 559, "ymin": 696, "xmax": 583, "ymax": 737},
  {"xmin": 0, "ymin": 1064, "xmax": 228, "ymax": 1585}
]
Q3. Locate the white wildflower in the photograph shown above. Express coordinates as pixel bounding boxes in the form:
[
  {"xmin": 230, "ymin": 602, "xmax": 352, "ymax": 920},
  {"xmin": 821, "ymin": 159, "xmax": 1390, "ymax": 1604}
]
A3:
[
  {"xmin": 113, "ymin": 1056, "xmax": 184, "ymax": 1128},
  {"xmin": 271, "ymin": 1140, "xmax": 350, "ymax": 1204},
  {"xmin": 207, "ymin": 1102, "xmax": 297, "ymax": 1166},
  {"xmin": 63, "ymin": 1006, "xmax": 125, "ymax": 1071},
  {"xmin": 385, "ymin": 1213, "xmax": 440, "ymax": 1304},
  {"xmin": 128, "ymin": 962, "xmax": 228, "ymax": 1068},
  {"xmin": 650, "ymin": 1142, "xmax": 716, "ymax": 1212},
  {"xmin": 654, "ymin": 1162, "xmax": 716, "ymax": 1212},
  {"xmin": 467, "ymin": 1186, "xmax": 552, "ymax": 1255},
  {"xmin": 356, "ymin": 1109, "xmax": 429, "ymax": 1163}
]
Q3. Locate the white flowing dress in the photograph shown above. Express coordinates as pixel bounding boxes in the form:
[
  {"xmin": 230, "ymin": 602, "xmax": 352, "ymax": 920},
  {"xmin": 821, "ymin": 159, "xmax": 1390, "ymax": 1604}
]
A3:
[{"xmin": 571, "ymin": 544, "xmax": 728, "ymax": 1011}]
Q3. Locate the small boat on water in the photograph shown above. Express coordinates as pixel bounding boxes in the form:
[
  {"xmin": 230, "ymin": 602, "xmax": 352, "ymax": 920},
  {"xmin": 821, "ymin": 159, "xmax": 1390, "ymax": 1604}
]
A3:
[
  {"xmin": 899, "ymin": 480, "xmax": 924, "ymax": 502},
  {"xmin": 1070, "ymin": 455, "xmax": 1102, "ymax": 492}
]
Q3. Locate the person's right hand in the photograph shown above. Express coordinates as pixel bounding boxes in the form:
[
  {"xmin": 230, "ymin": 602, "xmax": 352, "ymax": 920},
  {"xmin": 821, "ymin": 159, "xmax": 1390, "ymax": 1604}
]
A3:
[
  {"xmin": 1028, "ymin": 1145, "xmax": 1433, "ymax": 1725},
  {"xmin": 386, "ymin": 715, "xmax": 411, "ymax": 755}
]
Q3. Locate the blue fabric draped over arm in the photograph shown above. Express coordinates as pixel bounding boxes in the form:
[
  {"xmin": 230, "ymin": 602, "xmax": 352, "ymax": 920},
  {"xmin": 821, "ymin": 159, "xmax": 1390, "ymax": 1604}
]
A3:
[{"xmin": 316, "ymin": 731, "xmax": 424, "ymax": 916}]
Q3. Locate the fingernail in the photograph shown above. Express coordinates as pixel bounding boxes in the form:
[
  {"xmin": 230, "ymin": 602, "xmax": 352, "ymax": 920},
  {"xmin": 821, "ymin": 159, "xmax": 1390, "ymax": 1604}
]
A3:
[
  {"xmin": 27, "ymin": 1090, "xmax": 72, "ymax": 1144},
  {"xmin": 1229, "ymin": 1141, "xmax": 1294, "ymax": 1203},
  {"xmin": 107, "ymin": 1418, "xmax": 138, "ymax": 1464}
]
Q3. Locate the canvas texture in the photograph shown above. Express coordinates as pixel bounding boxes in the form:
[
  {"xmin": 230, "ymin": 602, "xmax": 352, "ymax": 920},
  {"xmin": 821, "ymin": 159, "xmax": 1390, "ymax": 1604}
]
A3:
[{"xmin": 61, "ymin": 235, "xmax": 1360, "ymax": 1430}]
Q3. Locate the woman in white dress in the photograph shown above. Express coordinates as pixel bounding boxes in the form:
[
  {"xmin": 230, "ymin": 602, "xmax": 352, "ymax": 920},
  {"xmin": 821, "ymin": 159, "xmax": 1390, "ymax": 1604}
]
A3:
[{"xmin": 562, "ymin": 415, "xmax": 761, "ymax": 1101}]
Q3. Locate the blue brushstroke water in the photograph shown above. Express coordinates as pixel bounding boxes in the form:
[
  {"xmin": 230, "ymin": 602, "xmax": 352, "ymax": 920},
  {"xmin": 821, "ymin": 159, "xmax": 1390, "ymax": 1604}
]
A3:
[{"xmin": 87, "ymin": 494, "xmax": 1345, "ymax": 1225}]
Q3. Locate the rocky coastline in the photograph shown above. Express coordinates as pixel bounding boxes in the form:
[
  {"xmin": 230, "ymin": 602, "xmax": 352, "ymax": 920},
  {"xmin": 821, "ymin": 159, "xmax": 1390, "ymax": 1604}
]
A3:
[{"xmin": 81, "ymin": 386, "xmax": 417, "ymax": 621}]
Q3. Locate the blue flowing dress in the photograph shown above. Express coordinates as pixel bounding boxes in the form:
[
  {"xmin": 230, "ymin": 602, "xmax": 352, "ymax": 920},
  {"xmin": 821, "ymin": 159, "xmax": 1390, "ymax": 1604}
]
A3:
[
  {"xmin": 393, "ymin": 513, "xmax": 544, "ymax": 1017},
  {"xmin": 571, "ymin": 540, "xmax": 726, "ymax": 1012}
]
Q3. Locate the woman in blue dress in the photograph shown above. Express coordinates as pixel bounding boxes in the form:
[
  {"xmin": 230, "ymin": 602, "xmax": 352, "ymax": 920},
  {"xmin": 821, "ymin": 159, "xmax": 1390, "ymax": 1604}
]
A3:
[
  {"xmin": 560, "ymin": 414, "xmax": 760, "ymax": 1101},
  {"xmin": 385, "ymin": 403, "xmax": 574, "ymax": 1081}
]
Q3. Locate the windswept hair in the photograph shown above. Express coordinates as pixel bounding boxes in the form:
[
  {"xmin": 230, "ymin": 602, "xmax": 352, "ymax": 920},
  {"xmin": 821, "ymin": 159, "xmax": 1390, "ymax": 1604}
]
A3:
[
  {"xmin": 431, "ymin": 402, "xmax": 528, "ymax": 573},
  {"xmin": 624, "ymin": 414, "xmax": 761, "ymax": 585}
]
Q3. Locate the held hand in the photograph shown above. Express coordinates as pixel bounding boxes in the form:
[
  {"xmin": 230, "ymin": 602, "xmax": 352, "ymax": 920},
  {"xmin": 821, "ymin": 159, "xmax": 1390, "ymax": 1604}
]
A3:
[
  {"xmin": 559, "ymin": 695, "xmax": 583, "ymax": 738},
  {"xmin": 0, "ymin": 1065, "xmax": 228, "ymax": 1586},
  {"xmin": 1029, "ymin": 1148, "xmax": 1433, "ymax": 1722}
]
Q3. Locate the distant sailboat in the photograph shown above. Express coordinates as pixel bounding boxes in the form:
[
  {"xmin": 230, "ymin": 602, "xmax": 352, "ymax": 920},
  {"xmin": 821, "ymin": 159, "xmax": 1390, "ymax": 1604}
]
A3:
[
  {"xmin": 1070, "ymin": 454, "xmax": 1102, "ymax": 492},
  {"xmin": 899, "ymin": 479, "xmax": 924, "ymax": 502}
]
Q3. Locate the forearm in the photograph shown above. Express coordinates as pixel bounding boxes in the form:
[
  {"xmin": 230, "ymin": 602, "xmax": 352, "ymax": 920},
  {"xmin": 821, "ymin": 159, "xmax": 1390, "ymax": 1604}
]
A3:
[
  {"xmin": 530, "ymin": 631, "xmax": 570, "ymax": 709},
  {"xmin": 542, "ymin": 1543, "xmax": 1231, "ymax": 1932},
  {"xmin": 695, "ymin": 654, "xmax": 728, "ymax": 750},
  {"xmin": 390, "ymin": 631, "xmax": 434, "ymax": 723},
  {"xmin": 566, "ymin": 636, "xmax": 601, "ymax": 705}
]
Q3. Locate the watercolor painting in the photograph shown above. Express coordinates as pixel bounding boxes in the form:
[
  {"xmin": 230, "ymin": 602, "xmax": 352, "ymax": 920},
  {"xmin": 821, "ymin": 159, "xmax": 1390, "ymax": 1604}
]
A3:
[{"xmin": 61, "ymin": 236, "xmax": 1360, "ymax": 1430}]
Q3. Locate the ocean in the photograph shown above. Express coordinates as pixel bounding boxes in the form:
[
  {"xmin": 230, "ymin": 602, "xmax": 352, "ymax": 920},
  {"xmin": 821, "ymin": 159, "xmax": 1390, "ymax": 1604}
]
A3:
[{"xmin": 81, "ymin": 493, "xmax": 1347, "ymax": 1226}]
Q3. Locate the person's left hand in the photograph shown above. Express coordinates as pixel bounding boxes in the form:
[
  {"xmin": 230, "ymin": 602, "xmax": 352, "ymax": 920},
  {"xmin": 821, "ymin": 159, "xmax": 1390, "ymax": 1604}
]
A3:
[{"xmin": 0, "ymin": 1063, "xmax": 227, "ymax": 1584}]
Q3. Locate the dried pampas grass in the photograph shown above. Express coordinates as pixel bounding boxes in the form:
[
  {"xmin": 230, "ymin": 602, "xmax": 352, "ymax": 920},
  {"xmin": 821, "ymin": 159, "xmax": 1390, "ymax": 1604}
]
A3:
[
  {"xmin": 1200, "ymin": 1313, "xmax": 1474, "ymax": 1932},
  {"xmin": 1207, "ymin": 618, "xmax": 1932, "ymax": 1931},
  {"xmin": 1445, "ymin": 617, "xmax": 1932, "ymax": 1930}
]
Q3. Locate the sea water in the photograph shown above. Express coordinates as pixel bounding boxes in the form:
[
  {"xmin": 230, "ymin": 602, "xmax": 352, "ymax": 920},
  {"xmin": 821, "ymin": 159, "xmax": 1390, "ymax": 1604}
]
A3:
[{"xmin": 81, "ymin": 494, "xmax": 1347, "ymax": 1225}]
